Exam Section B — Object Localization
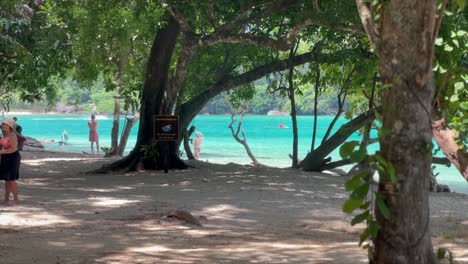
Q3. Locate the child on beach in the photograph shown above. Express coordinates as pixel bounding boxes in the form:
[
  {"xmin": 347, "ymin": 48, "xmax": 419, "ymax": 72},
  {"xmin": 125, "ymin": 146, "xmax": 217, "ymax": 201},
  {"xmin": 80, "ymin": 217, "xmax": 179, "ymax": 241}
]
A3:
[
  {"xmin": 0, "ymin": 118, "xmax": 21, "ymax": 204},
  {"xmin": 193, "ymin": 131, "xmax": 204, "ymax": 160},
  {"xmin": 88, "ymin": 114, "xmax": 99, "ymax": 154}
]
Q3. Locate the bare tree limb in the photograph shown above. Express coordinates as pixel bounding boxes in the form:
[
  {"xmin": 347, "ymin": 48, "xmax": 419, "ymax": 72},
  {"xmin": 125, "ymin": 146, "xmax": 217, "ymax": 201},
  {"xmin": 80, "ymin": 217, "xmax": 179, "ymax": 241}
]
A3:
[{"xmin": 228, "ymin": 105, "xmax": 261, "ymax": 166}]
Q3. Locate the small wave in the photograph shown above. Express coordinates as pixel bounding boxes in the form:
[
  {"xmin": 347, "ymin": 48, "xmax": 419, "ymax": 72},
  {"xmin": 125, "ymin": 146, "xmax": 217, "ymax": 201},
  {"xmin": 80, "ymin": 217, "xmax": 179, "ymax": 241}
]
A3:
[{"xmin": 95, "ymin": 115, "xmax": 109, "ymax": 120}]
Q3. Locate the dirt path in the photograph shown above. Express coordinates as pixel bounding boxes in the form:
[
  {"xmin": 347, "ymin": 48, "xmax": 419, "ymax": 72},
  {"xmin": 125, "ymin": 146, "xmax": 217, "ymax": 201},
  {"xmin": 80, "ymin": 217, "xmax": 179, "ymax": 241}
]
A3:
[{"xmin": 0, "ymin": 151, "xmax": 466, "ymax": 263}]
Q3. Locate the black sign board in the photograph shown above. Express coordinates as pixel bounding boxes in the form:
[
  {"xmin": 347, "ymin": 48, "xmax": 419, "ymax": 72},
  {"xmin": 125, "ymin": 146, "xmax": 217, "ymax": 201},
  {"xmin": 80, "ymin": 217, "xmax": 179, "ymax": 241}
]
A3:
[{"xmin": 154, "ymin": 115, "xmax": 179, "ymax": 141}]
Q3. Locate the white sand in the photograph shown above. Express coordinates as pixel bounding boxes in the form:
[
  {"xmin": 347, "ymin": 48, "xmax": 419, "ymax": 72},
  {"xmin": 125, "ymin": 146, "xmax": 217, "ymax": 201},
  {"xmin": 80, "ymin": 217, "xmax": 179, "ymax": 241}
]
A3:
[{"xmin": 0, "ymin": 149, "xmax": 466, "ymax": 263}]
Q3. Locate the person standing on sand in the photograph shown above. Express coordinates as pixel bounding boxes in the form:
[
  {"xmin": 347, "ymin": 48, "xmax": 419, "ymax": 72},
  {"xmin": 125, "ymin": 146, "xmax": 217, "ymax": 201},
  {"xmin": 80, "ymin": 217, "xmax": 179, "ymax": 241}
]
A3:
[
  {"xmin": 193, "ymin": 131, "xmax": 204, "ymax": 160},
  {"xmin": 0, "ymin": 118, "xmax": 21, "ymax": 204},
  {"xmin": 88, "ymin": 114, "xmax": 99, "ymax": 154},
  {"xmin": 61, "ymin": 130, "xmax": 69, "ymax": 144}
]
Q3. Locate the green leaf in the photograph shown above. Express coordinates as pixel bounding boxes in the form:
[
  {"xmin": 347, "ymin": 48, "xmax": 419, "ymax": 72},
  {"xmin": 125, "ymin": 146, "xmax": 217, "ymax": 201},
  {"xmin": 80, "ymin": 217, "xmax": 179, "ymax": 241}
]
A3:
[
  {"xmin": 444, "ymin": 44, "xmax": 454, "ymax": 52},
  {"xmin": 450, "ymin": 94, "xmax": 459, "ymax": 102},
  {"xmin": 360, "ymin": 201, "xmax": 371, "ymax": 210},
  {"xmin": 460, "ymin": 102, "xmax": 468, "ymax": 110},
  {"xmin": 387, "ymin": 163, "xmax": 397, "ymax": 184},
  {"xmin": 343, "ymin": 198, "xmax": 362, "ymax": 214},
  {"xmin": 359, "ymin": 228, "xmax": 370, "ymax": 246},
  {"xmin": 437, "ymin": 248, "xmax": 447, "ymax": 259},
  {"xmin": 454, "ymin": 82, "xmax": 465, "ymax": 92},
  {"xmin": 340, "ymin": 141, "xmax": 359, "ymax": 159},
  {"xmin": 374, "ymin": 111, "xmax": 382, "ymax": 122},
  {"xmin": 350, "ymin": 149, "xmax": 367, "ymax": 163},
  {"xmin": 345, "ymin": 173, "xmax": 363, "ymax": 191},
  {"xmin": 374, "ymin": 154, "xmax": 387, "ymax": 167},
  {"xmin": 371, "ymin": 163, "xmax": 385, "ymax": 177},
  {"xmin": 376, "ymin": 196, "xmax": 391, "ymax": 220},
  {"xmin": 434, "ymin": 37, "xmax": 443, "ymax": 46},
  {"xmin": 351, "ymin": 211, "xmax": 369, "ymax": 226},
  {"xmin": 457, "ymin": 0, "xmax": 465, "ymax": 10},
  {"xmin": 350, "ymin": 183, "xmax": 370, "ymax": 201},
  {"xmin": 368, "ymin": 220, "xmax": 378, "ymax": 239},
  {"xmin": 378, "ymin": 128, "xmax": 391, "ymax": 138},
  {"xmin": 437, "ymin": 64, "xmax": 447, "ymax": 73}
]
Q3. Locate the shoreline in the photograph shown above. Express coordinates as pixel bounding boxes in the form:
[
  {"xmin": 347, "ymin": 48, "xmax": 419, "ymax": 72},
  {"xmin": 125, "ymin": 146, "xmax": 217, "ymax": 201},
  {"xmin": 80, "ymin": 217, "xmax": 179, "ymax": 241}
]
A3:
[
  {"xmin": 4, "ymin": 109, "xmax": 340, "ymax": 117},
  {"xmin": 23, "ymin": 146, "xmax": 468, "ymax": 195},
  {"xmin": 5, "ymin": 110, "xmax": 74, "ymax": 116},
  {"xmin": 10, "ymin": 113, "xmax": 468, "ymax": 195}
]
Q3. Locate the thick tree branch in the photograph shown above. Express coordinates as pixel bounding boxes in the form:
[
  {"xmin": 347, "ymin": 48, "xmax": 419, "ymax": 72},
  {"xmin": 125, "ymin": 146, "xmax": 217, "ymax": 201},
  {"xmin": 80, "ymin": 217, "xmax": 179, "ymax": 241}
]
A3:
[
  {"xmin": 165, "ymin": 33, "xmax": 197, "ymax": 113},
  {"xmin": 161, "ymin": 0, "xmax": 192, "ymax": 32},
  {"xmin": 355, "ymin": 0, "xmax": 379, "ymax": 46},
  {"xmin": 299, "ymin": 107, "xmax": 379, "ymax": 171},
  {"xmin": 206, "ymin": 0, "xmax": 219, "ymax": 28},
  {"xmin": 200, "ymin": 33, "xmax": 289, "ymax": 51},
  {"xmin": 432, "ymin": 0, "xmax": 448, "ymax": 44},
  {"xmin": 179, "ymin": 48, "xmax": 365, "ymax": 130},
  {"xmin": 308, "ymin": 21, "xmax": 365, "ymax": 35},
  {"xmin": 215, "ymin": 0, "xmax": 300, "ymax": 34}
]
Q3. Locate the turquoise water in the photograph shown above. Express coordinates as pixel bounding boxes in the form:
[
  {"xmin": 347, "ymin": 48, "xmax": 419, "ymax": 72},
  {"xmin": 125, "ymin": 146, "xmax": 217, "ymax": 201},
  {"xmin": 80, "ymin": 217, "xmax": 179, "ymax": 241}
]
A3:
[{"xmin": 9, "ymin": 114, "xmax": 468, "ymax": 194}]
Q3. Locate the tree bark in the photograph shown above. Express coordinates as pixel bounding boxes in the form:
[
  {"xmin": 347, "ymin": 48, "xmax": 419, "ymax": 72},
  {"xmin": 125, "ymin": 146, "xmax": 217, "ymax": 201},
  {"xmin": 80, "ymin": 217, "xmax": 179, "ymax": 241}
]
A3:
[
  {"xmin": 311, "ymin": 61, "xmax": 320, "ymax": 151},
  {"xmin": 288, "ymin": 43, "xmax": 299, "ymax": 168},
  {"xmin": 432, "ymin": 114, "xmax": 468, "ymax": 181},
  {"xmin": 184, "ymin": 125, "xmax": 196, "ymax": 160},
  {"xmin": 371, "ymin": 1, "xmax": 438, "ymax": 262},
  {"xmin": 228, "ymin": 106, "xmax": 260, "ymax": 166},
  {"xmin": 110, "ymin": 49, "xmax": 132, "ymax": 156},
  {"xmin": 288, "ymin": 67, "xmax": 299, "ymax": 168},
  {"xmin": 299, "ymin": 107, "xmax": 377, "ymax": 171},
  {"xmin": 117, "ymin": 111, "xmax": 140, "ymax": 157},
  {"xmin": 177, "ymin": 48, "xmax": 363, "ymax": 147},
  {"xmin": 97, "ymin": 15, "xmax": 186, "ymax": 172},
  {"xmin": 110, "ymin": 82, "xmax": 121, "ymax": 155}
]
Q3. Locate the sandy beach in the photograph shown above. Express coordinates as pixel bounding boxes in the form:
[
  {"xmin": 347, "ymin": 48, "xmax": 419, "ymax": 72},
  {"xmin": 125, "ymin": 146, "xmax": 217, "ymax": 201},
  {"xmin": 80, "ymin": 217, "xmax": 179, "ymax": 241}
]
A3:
[{"xmin": 0, "ymin": 149, "xmax": 467, "ymax": 263}]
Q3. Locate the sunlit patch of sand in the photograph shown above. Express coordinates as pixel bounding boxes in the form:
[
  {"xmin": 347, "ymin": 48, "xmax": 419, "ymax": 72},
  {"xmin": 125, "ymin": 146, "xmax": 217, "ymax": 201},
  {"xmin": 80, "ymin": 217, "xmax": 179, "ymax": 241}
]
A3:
[
  {"xmin": 0, "ymin": 209, "xmax": 75, "ymax": 227},
  {"xmin": 88, "ymin": 197, "xmax": 140, "ymax": 207},
  {"xmin": 23, "ymin": 157, "xmax": 104, "ymax": 166}
]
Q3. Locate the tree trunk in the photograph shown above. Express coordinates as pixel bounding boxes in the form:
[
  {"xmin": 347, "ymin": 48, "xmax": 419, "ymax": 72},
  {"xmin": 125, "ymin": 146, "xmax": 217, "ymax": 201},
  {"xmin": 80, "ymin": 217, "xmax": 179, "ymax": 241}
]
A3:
[
  {"xmin": 432, "ymin": 114, "xmax": 468, "ymax": 181},
  {"xmin": 372, "ymin": 1, "xmax": 438, "ymax": 262},
  {"xmin": 299, "ymin": 107, "xmax": 377, "ymax": 171},
  {"xmin": 288, "ymin": 67, "xmax": 299, "ymax": 168},
  {"xmin": 96, "ymin": 15, "xmax": 186, "ymax": 172},
  {"xmin": 110, "ymin": 83, "xmax": 121, "ymax": 155},
  {"xmin": 109, "ymin": 49, "xmax": 132, "ymax": 156},
  {"xmin": 184, "ymin": 125, "xmax": 196, "ymax": 160},
  {"xmin": 117, "ymin": 111, "xmax": 140, "ymax": 156},
  {"xmin": 288, "ymin": 42, "xmax": 299, "ymax": 168},
  {"xmin": 311, "ymin": 62, "xmax": 320, "ymax": 151}
]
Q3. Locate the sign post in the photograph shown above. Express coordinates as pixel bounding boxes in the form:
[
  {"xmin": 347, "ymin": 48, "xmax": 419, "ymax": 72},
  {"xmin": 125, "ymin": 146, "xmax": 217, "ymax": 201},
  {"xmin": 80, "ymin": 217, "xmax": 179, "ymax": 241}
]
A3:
[
  {"xmin": 154, "ymin": 115, "xmax": 179, "ymax": 141},
  {"xmin": 154, "ymin": 115, "xmax": 179, "ymax": 173}
]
